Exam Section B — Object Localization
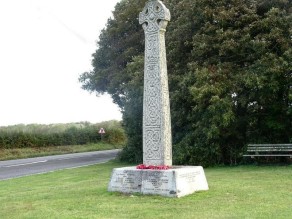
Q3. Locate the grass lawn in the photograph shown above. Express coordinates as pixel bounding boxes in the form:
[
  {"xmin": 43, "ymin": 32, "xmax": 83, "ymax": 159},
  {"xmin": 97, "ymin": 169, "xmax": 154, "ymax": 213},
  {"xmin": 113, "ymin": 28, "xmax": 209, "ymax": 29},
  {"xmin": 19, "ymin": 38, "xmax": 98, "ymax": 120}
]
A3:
[
  {"xmin": 0, "ymin": 161, "xmax": 291, "ymax": 219},
  {"xmin": 0, "ymin": 143, "xmax": 123, "ymax": 161}
]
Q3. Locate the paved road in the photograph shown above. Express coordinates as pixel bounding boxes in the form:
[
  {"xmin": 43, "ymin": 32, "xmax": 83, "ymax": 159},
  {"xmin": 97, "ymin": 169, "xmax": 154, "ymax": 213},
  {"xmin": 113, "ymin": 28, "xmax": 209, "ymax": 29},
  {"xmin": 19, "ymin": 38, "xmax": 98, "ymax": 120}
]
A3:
[{"xmin": 0, "ymin": 149, "xmax": 121, "ymax": 181}]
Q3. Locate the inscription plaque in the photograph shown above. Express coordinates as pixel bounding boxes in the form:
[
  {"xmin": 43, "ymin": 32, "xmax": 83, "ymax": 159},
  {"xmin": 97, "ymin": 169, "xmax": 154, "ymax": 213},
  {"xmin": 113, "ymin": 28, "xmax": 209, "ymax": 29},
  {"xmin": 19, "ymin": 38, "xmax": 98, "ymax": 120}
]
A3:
[
  {"xmin": 142, "ymin": 171, "xmax": 173, "ymax": 195},
  {"xmin": 108, "ymin": 168, "xmax": 142, "ymax": 193}
]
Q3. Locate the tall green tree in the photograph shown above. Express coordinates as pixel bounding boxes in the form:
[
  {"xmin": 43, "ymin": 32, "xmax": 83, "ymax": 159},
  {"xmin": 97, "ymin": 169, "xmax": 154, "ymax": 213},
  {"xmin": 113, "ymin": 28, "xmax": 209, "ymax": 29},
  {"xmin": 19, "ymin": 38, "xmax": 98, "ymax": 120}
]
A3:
[
  {"xmin": 80, "ymin": 0, "xmax": 292, "ymax": 166},
  {"xmin": 175, "ymin": 0, "xmax": 292, "ymax": 165}
]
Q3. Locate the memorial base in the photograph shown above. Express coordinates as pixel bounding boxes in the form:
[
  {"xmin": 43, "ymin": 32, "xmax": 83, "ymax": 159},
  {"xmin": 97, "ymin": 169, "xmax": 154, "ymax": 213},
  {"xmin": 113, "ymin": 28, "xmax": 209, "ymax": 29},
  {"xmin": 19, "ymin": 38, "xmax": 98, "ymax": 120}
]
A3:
[{"xmin": 108, "ymin": 166, "xmax": 209, "ymax": 198}]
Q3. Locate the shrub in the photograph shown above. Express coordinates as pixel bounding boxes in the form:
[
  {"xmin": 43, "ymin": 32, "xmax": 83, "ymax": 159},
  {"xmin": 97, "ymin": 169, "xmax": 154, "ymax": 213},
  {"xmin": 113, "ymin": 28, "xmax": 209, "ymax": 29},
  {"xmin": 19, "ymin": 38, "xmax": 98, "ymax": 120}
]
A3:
[{"xmin": 0, "ymin": 121, "xmax": 126, "ymax": 149}]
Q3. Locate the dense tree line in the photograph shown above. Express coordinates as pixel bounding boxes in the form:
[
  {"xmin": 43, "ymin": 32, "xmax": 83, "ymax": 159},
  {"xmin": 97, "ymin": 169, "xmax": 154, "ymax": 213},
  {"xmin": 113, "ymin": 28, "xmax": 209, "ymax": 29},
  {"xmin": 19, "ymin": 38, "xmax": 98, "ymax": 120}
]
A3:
[
  {"xmin": 0, "ymin": 121, "xmax": 126, "ymax": 149},
  {"xmin": 80, "ymin": 0, "xmax": 292, "ymax": 166}
]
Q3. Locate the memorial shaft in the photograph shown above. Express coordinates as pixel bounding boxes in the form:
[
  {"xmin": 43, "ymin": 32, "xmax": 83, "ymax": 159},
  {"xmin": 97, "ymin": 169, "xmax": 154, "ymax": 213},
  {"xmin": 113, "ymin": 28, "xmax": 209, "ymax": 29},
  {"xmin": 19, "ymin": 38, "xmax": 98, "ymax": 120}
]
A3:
[{"xmin": 139, "ymin": 0, "xmax": 172, "ymax": 166}]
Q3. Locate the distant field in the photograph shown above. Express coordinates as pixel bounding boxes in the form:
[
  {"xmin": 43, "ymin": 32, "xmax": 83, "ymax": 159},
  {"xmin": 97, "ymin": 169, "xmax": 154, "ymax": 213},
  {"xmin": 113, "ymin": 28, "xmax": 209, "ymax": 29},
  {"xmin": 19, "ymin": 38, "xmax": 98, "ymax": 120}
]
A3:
[
  {"xmin": 0, "ymin": 161, "xmax": 291, "ymax": 219},
  {"xmin": 0, "ymin": 143, "xmax": 123, "ymax": 161}
]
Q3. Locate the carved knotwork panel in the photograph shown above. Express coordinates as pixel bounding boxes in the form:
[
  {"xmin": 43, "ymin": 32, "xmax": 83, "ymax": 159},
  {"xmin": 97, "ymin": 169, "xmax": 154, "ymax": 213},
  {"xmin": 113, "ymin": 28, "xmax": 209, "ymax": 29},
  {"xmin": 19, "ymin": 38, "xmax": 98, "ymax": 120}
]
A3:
[{"xmin": 144, "ymin": 127, "xmax": 162, "ymax": 160}]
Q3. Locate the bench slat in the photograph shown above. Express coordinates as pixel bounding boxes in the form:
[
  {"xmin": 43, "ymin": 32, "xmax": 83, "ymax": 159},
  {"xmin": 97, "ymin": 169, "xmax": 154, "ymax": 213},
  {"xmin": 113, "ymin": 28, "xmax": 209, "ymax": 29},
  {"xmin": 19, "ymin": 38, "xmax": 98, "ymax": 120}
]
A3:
[
  {"xmin": 247, "ymin": 147, "xmax": 292, "ymax": 149},
  {"xmin": 248, "ymin": 144, "xmax": 292, "ymax": 147},
  {"xmin": 248, "ymin": 145, "xmax": 292, "ymax": 147},
  {"xmin": 247, "ymin": 146, "xmax": 292, "ymax": 148},
  {"xmin": 247, "ymin": 149, "xmax": 292, "ymax": 152},
  {"xmin": 243, "ymin": 155, "xmax": 292, "ymax": 157}
]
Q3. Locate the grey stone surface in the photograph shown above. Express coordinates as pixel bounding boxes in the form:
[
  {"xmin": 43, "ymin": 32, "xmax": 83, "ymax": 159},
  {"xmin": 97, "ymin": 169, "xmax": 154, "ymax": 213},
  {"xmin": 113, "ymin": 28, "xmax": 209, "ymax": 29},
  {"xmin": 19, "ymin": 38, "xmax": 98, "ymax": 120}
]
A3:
[
  {"xmin": 108, "ymin": 167, "xmax": 142, "ymax": 193},
  {"xmin": 140, "ymin": 0, "xmax": 172, "ymax": 166},
  {"xmin": 108, "ymin": 166, "xmax": 209, "ymax": 198}
]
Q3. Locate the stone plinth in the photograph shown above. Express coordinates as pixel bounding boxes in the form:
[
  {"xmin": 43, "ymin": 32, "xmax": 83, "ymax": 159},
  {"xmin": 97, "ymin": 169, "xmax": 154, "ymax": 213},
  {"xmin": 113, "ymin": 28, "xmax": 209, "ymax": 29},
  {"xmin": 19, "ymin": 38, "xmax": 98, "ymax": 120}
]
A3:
[{"xmin": 108, "ymin": 166, "xmax": 209, "ymax": 198}]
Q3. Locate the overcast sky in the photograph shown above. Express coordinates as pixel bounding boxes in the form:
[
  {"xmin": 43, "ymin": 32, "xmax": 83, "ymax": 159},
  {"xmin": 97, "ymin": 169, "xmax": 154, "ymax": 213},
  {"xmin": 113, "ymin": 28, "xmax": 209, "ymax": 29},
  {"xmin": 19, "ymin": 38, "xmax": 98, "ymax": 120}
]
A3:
[{"xmin": 0, "ymin": 0, "xmax": 122, "ymax": 126}]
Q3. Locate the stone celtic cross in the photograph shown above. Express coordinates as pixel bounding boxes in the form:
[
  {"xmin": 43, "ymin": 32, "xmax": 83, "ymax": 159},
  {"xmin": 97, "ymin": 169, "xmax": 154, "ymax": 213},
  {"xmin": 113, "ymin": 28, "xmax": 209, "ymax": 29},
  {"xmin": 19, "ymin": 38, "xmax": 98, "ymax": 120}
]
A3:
[
  {"xmin": 139, "ymin": 0, "xmax": 172, "ymax": 166},
  {"xmin": 108, "ymin": 1, "xmax": 209, "ymax": 197}
]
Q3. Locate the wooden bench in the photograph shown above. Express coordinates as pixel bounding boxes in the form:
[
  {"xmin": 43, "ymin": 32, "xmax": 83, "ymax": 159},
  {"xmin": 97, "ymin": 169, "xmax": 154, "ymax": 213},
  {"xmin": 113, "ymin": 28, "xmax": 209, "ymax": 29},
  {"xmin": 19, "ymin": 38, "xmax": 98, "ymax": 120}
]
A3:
[{"xmin": 243, "ymin": 144, "xmax": 292, "ymax": 158}]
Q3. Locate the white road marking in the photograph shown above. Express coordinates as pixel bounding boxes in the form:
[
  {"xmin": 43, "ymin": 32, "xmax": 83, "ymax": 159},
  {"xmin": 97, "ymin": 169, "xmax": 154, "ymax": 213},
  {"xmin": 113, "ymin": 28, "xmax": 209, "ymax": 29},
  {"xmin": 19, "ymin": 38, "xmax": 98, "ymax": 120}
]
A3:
[
  {"xmin": 3, "ymin": 160, "xmax": 48, "ymax": 168},
  {"xmin": 57, "ymin": 157, "xmax": 73, "ymax": 161}
]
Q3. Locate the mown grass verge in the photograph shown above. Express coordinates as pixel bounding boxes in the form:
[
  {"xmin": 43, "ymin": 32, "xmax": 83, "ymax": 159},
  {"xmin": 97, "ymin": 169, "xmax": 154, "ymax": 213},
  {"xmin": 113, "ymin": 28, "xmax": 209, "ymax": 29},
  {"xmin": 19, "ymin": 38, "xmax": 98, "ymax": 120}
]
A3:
[
  {"xmin": 0, "ymin": 143, "xmax": 123, "ymax": 161},
  {"xmin": 0, "ymin": 161, "xmax": 291, "ymax": 219}
]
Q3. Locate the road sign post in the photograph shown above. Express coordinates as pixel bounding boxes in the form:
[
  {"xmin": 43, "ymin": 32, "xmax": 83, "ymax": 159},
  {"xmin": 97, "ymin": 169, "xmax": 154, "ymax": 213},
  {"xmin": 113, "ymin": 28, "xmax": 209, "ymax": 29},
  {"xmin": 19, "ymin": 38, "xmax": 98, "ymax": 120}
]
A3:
[{"xmin": 98, "ymin": 128, "xmax": 106, "ymax": 141}]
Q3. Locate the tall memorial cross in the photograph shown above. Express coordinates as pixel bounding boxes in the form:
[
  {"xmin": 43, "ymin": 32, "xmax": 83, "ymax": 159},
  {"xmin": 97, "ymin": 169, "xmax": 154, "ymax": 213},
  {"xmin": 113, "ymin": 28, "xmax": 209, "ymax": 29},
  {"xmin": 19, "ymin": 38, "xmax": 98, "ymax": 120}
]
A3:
[
  {"xmin": 139, "ymin": 0, "xmax": 172, "ymax": 166},
  {"xmin": 108, "ymin": 1, "xmax": 209, "ymax": 197}
]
